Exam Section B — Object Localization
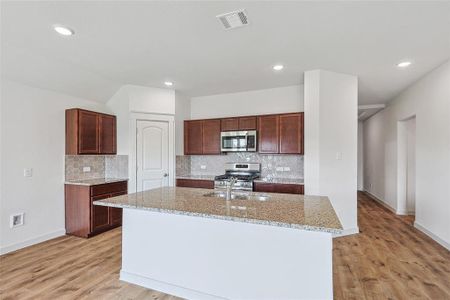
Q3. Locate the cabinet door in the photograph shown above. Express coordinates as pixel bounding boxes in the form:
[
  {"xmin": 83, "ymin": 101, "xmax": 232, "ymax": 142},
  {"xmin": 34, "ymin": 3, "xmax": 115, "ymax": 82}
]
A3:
[
  {"xmin": 279, "ymin": 113, "xmax": 303, "ymax": 154},
  {"xmin": 202, "ymin": 120, "xmax": 221, "ymax": 154},
  {"xmin": 221, "ymin": 118, "xmax": 239, "ymax": 131},
  {"xmin": 238, "ymin": 117, "xmax": 257, "ymax": 130},
  {"xmin": 99, "ymin": 114, "xmax": 116, "ymax": 154},
  {"xmin": 258, "ymin": 115, "xmax": 279, "ymax": 153},
  {"xmin": 78, "ymin": 110, "xmax": 99, "ymax": 154},
  {"xmin": 91, "ymin": 194, "xmax": 110, "ymax": 232},
  {"xmin": 108, "ymin": 192, "xmax": 125, "ymax": 226},
  {"xmin": 184, "ymin": 121, "xmax": 203, "ymax": 155}
]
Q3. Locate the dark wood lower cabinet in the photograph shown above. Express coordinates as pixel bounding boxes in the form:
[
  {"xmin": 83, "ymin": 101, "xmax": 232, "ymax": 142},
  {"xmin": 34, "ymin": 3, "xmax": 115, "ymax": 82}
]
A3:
[
  {"xmin": 253, "ymin": 182, "xmax": 304, "ymax": 194},
  {"xmin": 176, "ymin": 179, "xmax": 214, "ymax": 189},
  {"xmin": 65, "ymin": 181, "xmax": 127, "ymax": 238}
]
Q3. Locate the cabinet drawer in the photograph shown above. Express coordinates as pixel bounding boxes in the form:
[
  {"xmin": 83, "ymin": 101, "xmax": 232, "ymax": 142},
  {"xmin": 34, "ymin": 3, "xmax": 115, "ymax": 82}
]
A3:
[
  {"xmin": 254, "ymin": 182, "xmax": 304, "ymax": 194},
  {"xmin": 91, "ymin": 181, "xmax": 127, "ymax": 197},
  {"xmin": 176, "ymin": 179, "xmax": 214, "ymax": 189}
]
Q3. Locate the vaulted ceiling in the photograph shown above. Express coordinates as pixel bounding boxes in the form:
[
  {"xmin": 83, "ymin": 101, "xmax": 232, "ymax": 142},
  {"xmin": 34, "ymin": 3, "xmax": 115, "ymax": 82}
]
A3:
[{"xmin": 2, "ymin": 1, "xmax": 449, "ymax": 103}]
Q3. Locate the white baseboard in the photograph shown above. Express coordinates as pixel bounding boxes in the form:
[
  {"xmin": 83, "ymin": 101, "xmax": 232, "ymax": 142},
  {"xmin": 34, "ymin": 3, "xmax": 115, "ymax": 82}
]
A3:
[
  {"xmin": 333, "ymin": 227, "xmax": 359, "ymax": 238},
  {"xmin": 120, "ymin": 270, "xmax": 225, "ymax": 300},
  {"xmin": 0, "ymin": 229, "xmax": 66, "ymax": 255},
  {"xmin": 363, "ymin": 191, "xmax": 397, "ymax": 213},
  {"xmin": 414, "ymin": 222, "xmax": 450, "ymax": 251}
]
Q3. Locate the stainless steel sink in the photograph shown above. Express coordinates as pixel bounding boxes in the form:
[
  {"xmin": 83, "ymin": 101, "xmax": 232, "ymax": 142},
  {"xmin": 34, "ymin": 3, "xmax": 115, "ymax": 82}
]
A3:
[{"xmin": 203, "ymin": 191, "xmax": 270, "ymax": 201}]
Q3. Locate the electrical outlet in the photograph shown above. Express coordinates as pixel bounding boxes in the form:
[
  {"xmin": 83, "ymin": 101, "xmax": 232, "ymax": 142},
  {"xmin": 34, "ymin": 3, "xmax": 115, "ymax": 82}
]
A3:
[
  {"xmin": 284, "ymin": 167, "xmax": 291, "ymax": 172},
  {"xmin": 336, "ymin": 152, "xmax": 342, "ymax": 160},
  {"xmin": 23, "ymin": 168, "xmax": 33, "ymax": 177},
  {"xmin": 83, "ymin": 166, "xmax": 91, "ymax": 173},
  {"xmin": 276, "ymin": 167, "xmax": 284, "ymax": 172},
  {"xmin": 200, "ymin": 165, "xmax": 207, "ymax": 170},
  {"xmin": 10, "ymin": 213, "xmax": 24, "ymax": 228}
]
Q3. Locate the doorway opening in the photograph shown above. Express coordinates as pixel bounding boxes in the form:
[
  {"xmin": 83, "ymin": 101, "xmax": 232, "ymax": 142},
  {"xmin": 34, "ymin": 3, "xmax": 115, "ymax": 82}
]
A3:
[{"xmin": 397, "ymin": 116, "xmax": 416, "ymax": 223}]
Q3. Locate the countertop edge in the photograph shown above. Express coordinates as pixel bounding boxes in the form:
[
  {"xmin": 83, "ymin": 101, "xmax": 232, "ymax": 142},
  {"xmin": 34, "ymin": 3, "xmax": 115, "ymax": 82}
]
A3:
[
  {"xmin": 64, "ymin": 178, "xmax": 129, "ymax": 186},
  {"xmin": 93, "ymin": 201, "xmax": 342, "ymax": 234}
]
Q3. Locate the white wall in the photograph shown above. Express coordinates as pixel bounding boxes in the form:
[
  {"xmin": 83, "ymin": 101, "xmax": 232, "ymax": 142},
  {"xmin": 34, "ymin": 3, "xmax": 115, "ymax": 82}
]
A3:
[
  {"xmin": 304, "ymin": 70, "xmax": 358, "ymax": 233},
  {"xmin": 190, "ymin": 85, "xmax": 303, "ymax": 119},
  {"xmin": 107, "ymin": 84, "xmax": 176, "ymax": 156},
  {"xmin": 363, "ymin": 60, "xmax": 450, "ymax": 249},
  {"xmin": 175, "ymin": 92, "xmax": 191, "ymax": 156},
  {"xmin": 357, "ymin": 121, "xmax": 364, "ymax": 190},
  {"xmin": 406, "ymin": 117, "xmax": 416, "ymax": 214},
  {"xmin": 0, "ymin": 80, "xmax": 108, "ymax": 254},
  {"xmin": 107, "ymin": 84, "xmax": 176, "ymax": 193}
]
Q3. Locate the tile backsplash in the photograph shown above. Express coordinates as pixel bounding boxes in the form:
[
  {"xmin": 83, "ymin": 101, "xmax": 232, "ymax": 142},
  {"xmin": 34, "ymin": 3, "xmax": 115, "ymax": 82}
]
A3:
[
  {"xmin": 65, "ymin": 155, "xmax": 128, "ymax": 180},
  {"xmin": 177, "ymin": 153, "xmax": 303, "ymax": 179}
]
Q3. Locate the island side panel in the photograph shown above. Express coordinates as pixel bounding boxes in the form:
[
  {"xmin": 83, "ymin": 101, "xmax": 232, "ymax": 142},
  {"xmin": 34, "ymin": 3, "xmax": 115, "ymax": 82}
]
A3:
[{"xmin": 120, "ymin": 208, "xmax": 333, "ymax": 300}]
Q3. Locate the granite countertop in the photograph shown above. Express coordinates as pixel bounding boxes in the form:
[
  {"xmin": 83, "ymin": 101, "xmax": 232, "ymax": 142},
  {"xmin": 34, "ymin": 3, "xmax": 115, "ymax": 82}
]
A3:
[
  {"xmin": 176, "ymin": 174, "xmax": 216, "ymax": 180},
  {"xmin": 254, "ymin": 177, "xmax": 304, "ymax": 185},
  {"xmin": 94, "ymin": 186, "xmax": 342, "ymax": 233},
  {"xmin": 64, "ymin": 178, "xmax": 128, "ymax": 186}
]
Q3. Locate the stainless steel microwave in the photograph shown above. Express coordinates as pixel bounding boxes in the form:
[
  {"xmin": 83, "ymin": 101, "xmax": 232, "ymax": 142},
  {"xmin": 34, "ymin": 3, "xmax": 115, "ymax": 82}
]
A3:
[{"xmin": 220, "ymin": 130, "xmax": 257, "ymax": 152}]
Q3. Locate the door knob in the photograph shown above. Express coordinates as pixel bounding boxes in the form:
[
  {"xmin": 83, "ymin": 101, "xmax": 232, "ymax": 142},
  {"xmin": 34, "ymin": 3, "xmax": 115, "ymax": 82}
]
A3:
[{"xmin": 163, "ymin": 173, "xmax": 169, "ymax": 177}]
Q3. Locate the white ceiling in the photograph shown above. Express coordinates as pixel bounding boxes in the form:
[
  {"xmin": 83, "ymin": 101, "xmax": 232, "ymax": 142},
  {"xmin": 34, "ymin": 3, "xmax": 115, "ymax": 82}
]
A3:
[{"xmin": 1, "ymin": 1, "xmax": 449, "ymax": 103}]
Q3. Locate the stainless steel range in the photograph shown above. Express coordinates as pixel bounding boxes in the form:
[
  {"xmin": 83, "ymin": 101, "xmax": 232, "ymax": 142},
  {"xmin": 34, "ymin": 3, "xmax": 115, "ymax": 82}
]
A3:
[{"xmin": 214, "ymin": 163, "xmax": 261, "ymax": 191}]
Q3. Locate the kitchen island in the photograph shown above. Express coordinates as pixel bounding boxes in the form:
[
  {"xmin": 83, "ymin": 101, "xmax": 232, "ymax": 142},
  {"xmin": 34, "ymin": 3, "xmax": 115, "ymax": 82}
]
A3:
[{"xmin": 94, "ymin": 187, "xmax": 342, "ymax": 300}]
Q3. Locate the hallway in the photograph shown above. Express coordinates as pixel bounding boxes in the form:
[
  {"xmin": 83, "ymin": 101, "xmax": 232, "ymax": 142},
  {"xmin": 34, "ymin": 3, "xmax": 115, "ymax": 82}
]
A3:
[{"xmin": 333, "ymin": 192, "xmax": 450, "ymax": 299}]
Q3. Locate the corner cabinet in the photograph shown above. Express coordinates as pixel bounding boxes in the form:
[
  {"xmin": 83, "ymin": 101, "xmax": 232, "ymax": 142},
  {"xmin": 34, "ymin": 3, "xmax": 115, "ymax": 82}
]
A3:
[
  {"xmin": 66, "ymin": 108, "xmax": 117, "ymax": 155},
  {"xmin": 184, "ymin": 120, "xmax": 221, "ymax": 155},
  {"xmin": 258, "ymin": 113, "xmax": 304, "ymax": 154},
  {"xmin": 65, "ymin": 181, "xmax": 127, "ymax": 238}
]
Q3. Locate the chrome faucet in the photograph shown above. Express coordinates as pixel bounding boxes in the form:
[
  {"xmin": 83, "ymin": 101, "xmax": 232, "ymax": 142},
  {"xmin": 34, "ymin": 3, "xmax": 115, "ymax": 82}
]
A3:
[{"xmin": 226, "ymin": 177, "xmax": 238, "ymax": 200}]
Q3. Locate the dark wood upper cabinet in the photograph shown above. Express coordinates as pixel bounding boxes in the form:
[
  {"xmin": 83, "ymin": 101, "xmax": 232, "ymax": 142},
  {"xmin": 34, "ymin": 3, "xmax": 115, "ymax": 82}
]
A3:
[
  {"xmin": 184, "ymin": 112, "xmax": 303, "ymax": 155},
  {"xmin": 78, "ymin": 110, "xmax": 99, "ymax": 154},
  {"xmin": 279, "ymin": 113, "xmax": 304, "ymax": 154},
  {"xmin": 221, "ymin": 118, "xmax": 239, "ymax": 131},
  {"xmin": 66, "ymin": 108, "xmax": 117, "ymax": 155},
  {"xmin": 99, "ymin": 114, "xmax": 116, "ymax": 154},
  {"xmin": 184, "ymin": 119, "xmax": 221, "ymax": 155},
  {"xmin": 238, "ymin": 117, "xmax": 257, "ymax": 130},
  {"xmin": 258, "ymin": 115, "xmax": 280, "ymax": 153},
  {"xmin": 221, "ymin": 117, "xmax": 257, "ymax": 131},
  {"xmin": 202, "ymin": 119, "xmax": 221, "ymax": 154},
  {"xmin": 184, "ymin": 120, "xmax": 203, "ymax": 155}
]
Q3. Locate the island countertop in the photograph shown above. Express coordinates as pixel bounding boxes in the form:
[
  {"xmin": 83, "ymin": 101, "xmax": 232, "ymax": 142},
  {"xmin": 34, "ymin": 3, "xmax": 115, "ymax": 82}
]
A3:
[{"xmin": 94, "ymin": 187, "xmax": 342, "ymax": 233}]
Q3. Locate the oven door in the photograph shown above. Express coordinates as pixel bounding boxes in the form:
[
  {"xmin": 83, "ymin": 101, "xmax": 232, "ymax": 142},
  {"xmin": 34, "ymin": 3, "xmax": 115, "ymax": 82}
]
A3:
[{"xmin": 221, "ymin": 131, "xmax": 257, "ymax": 152}]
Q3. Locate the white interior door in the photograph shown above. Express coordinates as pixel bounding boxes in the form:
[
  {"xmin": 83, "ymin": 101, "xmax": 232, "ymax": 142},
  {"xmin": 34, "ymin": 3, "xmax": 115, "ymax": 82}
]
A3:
[{"xmin": 136, "ymin": 120, "xmax": 169, "ymax": 192}]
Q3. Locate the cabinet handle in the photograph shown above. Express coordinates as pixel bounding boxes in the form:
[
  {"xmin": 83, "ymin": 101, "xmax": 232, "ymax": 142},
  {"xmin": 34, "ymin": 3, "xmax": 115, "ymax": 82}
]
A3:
[{"xmin": 164, "ymin": 173, "xmax": 169, "ymax": 177}]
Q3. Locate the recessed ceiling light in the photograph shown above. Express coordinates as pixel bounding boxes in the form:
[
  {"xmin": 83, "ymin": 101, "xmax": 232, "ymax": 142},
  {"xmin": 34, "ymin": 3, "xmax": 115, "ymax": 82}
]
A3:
[
  {"xmin": 273, "ymin": 65, "xmax": 284, "ymax": 71},
  {"xmin": 397, "ymin": 61, "xmax": 412, "ymax": 68},
  {"xmin": 164, "ymin": 81, "xmax": 173, "ymax": 86},
  {"xmin": 53, "ymin": 25, "xmax": 74, "ymax": 36}
]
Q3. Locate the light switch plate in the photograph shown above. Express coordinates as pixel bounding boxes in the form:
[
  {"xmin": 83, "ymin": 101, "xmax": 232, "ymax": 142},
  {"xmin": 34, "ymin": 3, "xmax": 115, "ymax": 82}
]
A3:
[
  {"xmin": 336, "ymin": 152, "xmax": 342, "ymax": 160},
  {"xmin": 83, "ymin": 166, "xmax": 91, "ymax": 172},
  {"xmin": 200, "ymin": 165, "xmax": 207, "ymax": 170},
  {"xmin": 23, "ymin": 168, "xmax": 33, "ymax": 177}
]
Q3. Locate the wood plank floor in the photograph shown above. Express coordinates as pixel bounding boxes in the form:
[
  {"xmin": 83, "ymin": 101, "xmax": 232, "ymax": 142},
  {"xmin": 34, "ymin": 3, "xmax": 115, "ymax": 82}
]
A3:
[{"xmin": 1, "ymin": 192, "xmax": 449, "ymax": 300}]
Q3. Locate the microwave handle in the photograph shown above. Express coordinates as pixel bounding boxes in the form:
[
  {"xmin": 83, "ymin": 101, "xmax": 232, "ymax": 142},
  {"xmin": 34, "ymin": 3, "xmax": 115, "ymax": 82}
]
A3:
[{"xmin": 245, "ymin": 133, "xmax": 249, "ymax": 151}]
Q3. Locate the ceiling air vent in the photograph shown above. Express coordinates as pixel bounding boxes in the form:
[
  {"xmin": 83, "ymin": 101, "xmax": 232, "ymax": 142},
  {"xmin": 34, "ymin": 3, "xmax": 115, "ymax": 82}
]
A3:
[{"xmin": 216, "ymin": 9, "xmax": 249, "ymax": 30}]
